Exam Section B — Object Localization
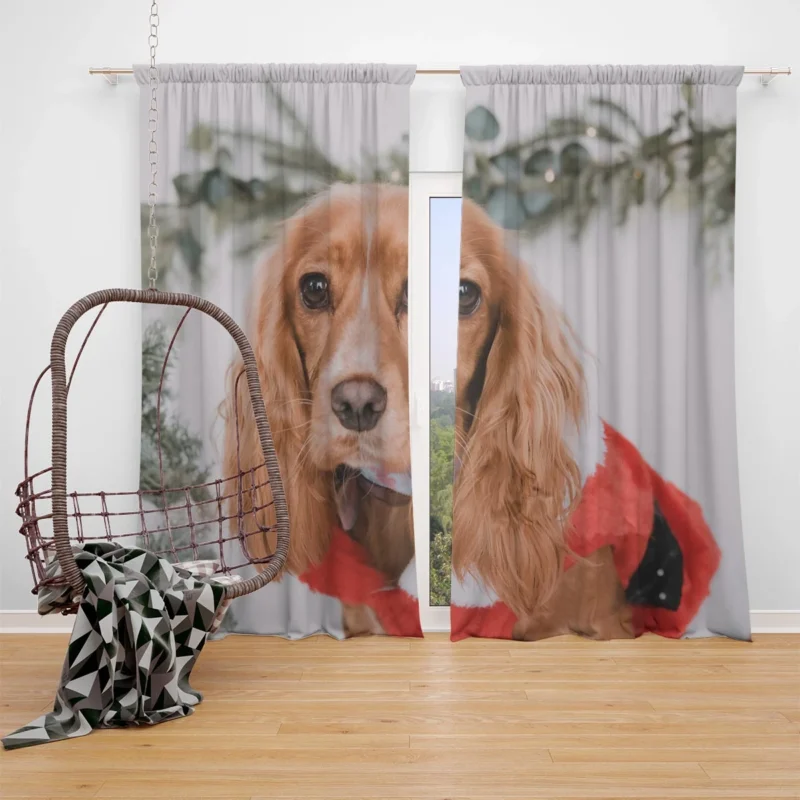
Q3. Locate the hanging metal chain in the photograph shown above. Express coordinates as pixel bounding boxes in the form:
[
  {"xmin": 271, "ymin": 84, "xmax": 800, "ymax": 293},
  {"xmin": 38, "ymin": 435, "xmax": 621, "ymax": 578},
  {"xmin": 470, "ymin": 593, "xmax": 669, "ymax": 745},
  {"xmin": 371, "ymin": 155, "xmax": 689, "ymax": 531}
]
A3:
[{"xmin": 147, "ymin": 2, "xmax": 160, "ymax": 289}]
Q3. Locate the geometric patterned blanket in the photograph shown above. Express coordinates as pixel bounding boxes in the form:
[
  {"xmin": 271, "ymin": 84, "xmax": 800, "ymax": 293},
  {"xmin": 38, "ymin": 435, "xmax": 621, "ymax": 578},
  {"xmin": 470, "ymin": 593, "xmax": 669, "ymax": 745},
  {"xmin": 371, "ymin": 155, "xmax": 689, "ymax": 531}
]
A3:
[{"xmin": 2, "ymin": 542, "xmax": 227, "ymax": 750}]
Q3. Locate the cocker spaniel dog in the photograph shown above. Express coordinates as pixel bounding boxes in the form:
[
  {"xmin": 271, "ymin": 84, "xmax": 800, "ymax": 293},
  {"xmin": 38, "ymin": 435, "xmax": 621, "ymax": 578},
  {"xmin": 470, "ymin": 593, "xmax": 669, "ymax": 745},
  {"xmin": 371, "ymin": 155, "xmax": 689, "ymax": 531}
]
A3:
[
  {"xmin": 450, "ymin": 198, "xmax": 721, "ymax": 642},
  {"xmin": 226, "ymin": 184, "xmax": 720, "ymax": 643},
  {"xmin": 224, "ymin": 184, "xmax": 418, "ymax": 637}
]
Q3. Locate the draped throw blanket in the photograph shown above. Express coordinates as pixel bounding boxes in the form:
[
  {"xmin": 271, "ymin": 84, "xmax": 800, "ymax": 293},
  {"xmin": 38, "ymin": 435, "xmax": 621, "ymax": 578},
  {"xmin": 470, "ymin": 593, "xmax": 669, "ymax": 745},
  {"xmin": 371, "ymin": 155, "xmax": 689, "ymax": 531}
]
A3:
[
  {"xmin": 2, "ymin": 543, "xmax": 226, "ymax": 750},
  {"xmin": 449, "ymin": 65, "xmax": 751, "ymax": 642},
  {"xmin": 134, "ymin": 64, "xmax": 420, "ymax": 639}
]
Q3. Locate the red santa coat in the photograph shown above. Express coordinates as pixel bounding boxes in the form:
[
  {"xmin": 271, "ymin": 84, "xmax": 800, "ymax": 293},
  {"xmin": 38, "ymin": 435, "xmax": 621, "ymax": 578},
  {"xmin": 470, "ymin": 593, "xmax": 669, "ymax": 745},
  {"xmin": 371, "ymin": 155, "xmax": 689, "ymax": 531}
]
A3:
[
  {"xmin": 297, "ymin": 423, "xmax": 720, "ymax": 641},
  {"xmin": 300, "ymin": 527, "xmax": 423, "ymax": 638},
  {"xmin": 451, "ymin": 423, "xmax": 722, "ymax": 641}
]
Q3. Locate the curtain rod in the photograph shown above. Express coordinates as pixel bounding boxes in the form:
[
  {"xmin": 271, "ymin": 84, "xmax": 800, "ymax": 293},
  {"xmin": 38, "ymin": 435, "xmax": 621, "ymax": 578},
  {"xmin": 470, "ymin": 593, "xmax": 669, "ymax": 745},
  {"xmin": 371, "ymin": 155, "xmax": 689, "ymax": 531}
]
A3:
[{"xmin": 89, "ymin": 65, "xmax": 791, "ymax": 85}]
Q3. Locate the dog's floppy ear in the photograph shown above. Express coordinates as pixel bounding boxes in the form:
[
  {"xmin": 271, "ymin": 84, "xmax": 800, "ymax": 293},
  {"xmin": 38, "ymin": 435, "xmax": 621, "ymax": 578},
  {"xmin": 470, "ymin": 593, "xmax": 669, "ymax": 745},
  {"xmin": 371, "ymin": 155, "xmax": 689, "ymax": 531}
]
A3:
[
  {"xmin": 224, "ymin": 215, "xmax": 335, "ymax": 575},
  {"xmin": 452, "ymin": 216, "xmax": 584, "ymax": 618}
]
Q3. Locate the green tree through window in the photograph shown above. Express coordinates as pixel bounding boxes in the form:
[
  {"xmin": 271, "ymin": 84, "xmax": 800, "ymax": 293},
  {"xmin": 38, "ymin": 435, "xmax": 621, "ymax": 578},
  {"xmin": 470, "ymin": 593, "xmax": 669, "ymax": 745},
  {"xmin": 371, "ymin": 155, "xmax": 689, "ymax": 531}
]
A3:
[{"xmin": 429, "ymin": 197, "xmax": 462, "ymax": 606}]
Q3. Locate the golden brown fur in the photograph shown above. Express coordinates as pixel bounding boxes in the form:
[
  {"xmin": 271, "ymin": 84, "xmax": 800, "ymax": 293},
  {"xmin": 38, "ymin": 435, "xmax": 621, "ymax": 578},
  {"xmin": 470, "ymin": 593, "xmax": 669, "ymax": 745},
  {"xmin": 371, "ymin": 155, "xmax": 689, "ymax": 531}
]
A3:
[
  {"xmin": 224, "ymin": 184, "xmax": 413, "ymax": 582},
  {"xmin": 345, "ymin": 484, "xmax": 414, "ymax": 583},
  {"xmin": 511, "ymin": 547, "xmax": 635, "ymax": 640},
  {"xmin": 452, "ymin": 199, "xmax": 585, "ymax": 620}
]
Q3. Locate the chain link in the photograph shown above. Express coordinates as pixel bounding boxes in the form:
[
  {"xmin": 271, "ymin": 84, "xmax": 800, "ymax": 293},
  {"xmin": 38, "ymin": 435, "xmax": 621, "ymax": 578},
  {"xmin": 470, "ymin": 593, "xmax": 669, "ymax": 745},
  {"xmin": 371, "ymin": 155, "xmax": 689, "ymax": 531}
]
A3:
[{"xmin": 147, "ymin": 2, "xmax": 160, "ymax": 289}]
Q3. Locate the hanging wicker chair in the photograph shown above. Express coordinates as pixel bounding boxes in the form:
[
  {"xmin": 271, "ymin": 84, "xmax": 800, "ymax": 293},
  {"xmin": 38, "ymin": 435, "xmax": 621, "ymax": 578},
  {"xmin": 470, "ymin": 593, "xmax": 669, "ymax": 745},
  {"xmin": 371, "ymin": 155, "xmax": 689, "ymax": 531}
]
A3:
[{"xmin": 15, "ymin": 288, "xmax": 290, "ymax": 612}]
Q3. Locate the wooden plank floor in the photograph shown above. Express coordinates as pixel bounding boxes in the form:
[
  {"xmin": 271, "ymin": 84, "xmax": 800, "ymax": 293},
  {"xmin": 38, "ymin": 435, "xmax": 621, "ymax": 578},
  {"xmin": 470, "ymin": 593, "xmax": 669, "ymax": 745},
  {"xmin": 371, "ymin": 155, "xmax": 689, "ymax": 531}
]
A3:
[{"xmin": 0, "ymin": 632, "xmax": 798, "ymax": 798}]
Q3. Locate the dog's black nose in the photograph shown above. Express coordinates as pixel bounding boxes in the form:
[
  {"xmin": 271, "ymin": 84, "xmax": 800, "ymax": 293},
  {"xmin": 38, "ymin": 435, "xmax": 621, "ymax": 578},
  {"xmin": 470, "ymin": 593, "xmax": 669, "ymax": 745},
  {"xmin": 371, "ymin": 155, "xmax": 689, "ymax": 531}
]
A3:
[{"xmin": 331, "ymin": 379, "xmax": 387, "ymax": 432}]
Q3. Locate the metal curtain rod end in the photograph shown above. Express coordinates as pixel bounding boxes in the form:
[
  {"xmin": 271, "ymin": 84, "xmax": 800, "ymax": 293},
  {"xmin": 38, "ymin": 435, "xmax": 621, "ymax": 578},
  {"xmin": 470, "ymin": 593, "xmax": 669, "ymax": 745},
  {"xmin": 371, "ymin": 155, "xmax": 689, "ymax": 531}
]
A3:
[
  {"xmin": 760, "ymin": 66, "xmax": 791, "ymax": 87},
  {"xmin": 89, "ymin": 67, "xmax": 120, "ymax": 86}
]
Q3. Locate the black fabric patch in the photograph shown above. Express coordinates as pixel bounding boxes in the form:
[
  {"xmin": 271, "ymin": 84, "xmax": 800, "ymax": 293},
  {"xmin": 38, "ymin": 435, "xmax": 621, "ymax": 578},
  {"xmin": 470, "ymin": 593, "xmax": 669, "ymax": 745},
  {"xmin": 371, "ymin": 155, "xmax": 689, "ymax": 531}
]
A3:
[{"xmin": 625, "ymin": 501, "xmax": 683, "ymax": 611}]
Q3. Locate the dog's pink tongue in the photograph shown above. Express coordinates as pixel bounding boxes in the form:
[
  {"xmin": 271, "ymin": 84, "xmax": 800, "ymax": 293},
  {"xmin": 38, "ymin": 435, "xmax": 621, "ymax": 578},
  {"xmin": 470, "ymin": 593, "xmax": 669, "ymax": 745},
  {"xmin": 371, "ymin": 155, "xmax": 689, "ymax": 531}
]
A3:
[
  {"xmin": 334, "ymin": 476, "xmax": 360, "ymax": 532},
  {"xmin": 360, "ymin": 467, "xmax": 412, "ymax": 496}
]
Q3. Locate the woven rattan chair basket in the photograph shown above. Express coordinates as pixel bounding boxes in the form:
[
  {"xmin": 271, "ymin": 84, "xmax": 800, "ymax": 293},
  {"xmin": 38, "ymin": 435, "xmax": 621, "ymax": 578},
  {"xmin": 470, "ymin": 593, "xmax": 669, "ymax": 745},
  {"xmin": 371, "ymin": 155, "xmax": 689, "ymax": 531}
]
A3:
[{"xmin": 16, "ymin": 288, "xmax": 290, "ymax": 611}]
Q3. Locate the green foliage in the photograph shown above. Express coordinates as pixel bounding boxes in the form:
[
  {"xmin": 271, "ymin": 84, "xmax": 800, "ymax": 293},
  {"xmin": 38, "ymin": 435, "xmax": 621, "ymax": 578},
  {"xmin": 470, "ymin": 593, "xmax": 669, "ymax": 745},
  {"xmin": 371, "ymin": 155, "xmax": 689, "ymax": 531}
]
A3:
[
  {"xmin": 465, "ymin": 105, "xmax": 501, "ymax": 141},
  {"xmin": 463, "ymin": 84, "xmax": 737, "ymax": 248},
  {"xmin": 140, "ymin": 321, "xmax": 210, "ymax": 504},
  {"xmin": 430, "ymin": 388, "xmax": 456, "ymax": 426},
  {"xmin": 430, "ymin": 528, "xmax": 452, "ymax": 607},
  {"xmin": 430, "ymin": 416, "xmax": 455, "ymax": 523},
  {"xmin": 139, "ymin": 322, "xmax": 218, "ymax": 562},
  {"xmin": 429, "ymin": 393, "xmax": 456, "ymax": 606}
]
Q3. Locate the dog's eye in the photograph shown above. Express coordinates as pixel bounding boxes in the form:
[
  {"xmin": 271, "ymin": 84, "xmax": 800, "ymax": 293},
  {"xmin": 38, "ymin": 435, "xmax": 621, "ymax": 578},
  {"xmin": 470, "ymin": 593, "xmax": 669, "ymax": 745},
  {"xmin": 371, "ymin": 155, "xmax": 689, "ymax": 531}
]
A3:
[
  {"xmin": 300, "ymin": 273, "xmax": 330, "ymax": 310},
  {"xmin": 459, "ymin": 280, "xmax": 481, "ymax": 316}
]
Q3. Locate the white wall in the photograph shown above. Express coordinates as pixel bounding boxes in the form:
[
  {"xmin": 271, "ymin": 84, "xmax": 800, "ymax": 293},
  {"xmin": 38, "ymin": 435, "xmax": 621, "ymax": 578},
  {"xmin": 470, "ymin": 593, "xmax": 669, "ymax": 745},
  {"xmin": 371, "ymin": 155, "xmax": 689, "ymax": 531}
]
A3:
[{"xmin": 1, "ymin": 0, "xmax": 798, "ymax": 614}]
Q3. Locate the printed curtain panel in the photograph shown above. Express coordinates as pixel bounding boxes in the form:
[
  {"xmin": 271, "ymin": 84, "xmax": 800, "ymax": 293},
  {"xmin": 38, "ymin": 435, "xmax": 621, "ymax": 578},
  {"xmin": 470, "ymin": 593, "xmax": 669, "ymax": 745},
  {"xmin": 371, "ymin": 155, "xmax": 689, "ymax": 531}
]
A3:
[
  {"xmin": 449, "ymin": 65, "xmax": 751, "ymax": 641},
  {"xmin": 135, "ymin": 64, "xmax": 421, "ymax": 638}
]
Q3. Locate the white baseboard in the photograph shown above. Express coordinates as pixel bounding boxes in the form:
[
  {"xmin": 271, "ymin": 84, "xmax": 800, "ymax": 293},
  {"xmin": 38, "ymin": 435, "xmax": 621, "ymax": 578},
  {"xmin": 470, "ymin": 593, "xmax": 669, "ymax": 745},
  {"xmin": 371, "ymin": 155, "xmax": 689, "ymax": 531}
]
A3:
[
  {"xmin": 0, "ymin": 609, "xmax": 798, "ymax": 635},
  {"xmin": 748, "ymin": 610, "xmax": 800, "ymax": 633},
  {"xmin": 0, "ymin": 611, "xmax": 74, "ymax": 633}
]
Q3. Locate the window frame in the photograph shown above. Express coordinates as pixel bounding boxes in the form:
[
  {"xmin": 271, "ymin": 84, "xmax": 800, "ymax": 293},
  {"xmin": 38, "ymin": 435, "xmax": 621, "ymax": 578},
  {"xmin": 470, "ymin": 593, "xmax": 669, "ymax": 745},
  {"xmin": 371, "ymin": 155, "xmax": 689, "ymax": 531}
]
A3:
[{"xmin": 408, "ymin": 172, "xmax": 462, "ymax": 632}]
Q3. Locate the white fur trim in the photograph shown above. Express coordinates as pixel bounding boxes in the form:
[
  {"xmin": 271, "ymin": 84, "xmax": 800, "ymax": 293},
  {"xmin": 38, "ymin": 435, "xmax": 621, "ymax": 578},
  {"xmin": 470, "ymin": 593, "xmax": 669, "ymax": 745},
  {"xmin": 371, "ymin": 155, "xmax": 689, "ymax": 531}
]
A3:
[
  {"xmin": 396, "ymin": 557, "xmax": 418, "ymax": 599},
  {"xmin": 567, "ymin": 350, "xmax": 606, "ymax": 482},
  {"xmin": 450, "ymin": 570, "xmax": 498, "ymax": 608}
]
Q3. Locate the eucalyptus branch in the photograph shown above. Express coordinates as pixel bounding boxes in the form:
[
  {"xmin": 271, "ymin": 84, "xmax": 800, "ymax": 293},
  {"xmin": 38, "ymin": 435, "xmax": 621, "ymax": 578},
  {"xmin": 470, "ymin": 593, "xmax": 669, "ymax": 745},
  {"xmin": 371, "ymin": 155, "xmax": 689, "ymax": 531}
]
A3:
[{"xmin": 463, "ymin": 90, "xmax": 737, "ymax": 240}]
